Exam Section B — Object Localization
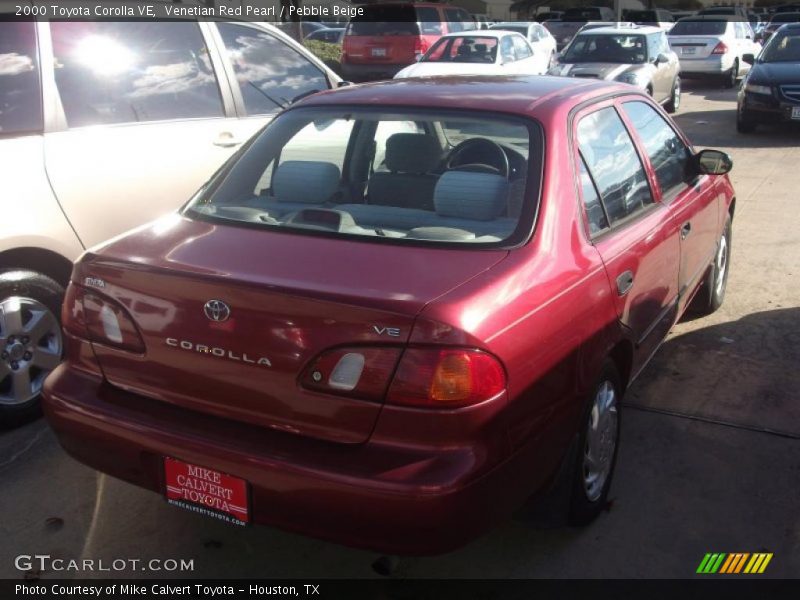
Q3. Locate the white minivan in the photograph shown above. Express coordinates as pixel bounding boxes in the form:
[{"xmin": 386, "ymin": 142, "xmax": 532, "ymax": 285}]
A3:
[{"xmin": 0, "ymin": 20, "xmax": 340, "ymax": 423}]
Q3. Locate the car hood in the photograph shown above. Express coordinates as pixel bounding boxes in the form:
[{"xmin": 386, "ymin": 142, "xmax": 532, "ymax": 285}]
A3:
[
  {"xmin": 549, "ymin": 62, "xmax": 640, "ymax": 80},
  {"xmin": 395, "ymin": 61, "xmax": 499, "ymax": 78},
  {"xmin": 750, "ymin": 61, "xmax": 800, "ymax": 85}
]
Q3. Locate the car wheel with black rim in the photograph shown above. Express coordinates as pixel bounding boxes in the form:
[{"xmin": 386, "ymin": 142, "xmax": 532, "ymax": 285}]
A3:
[
  {"xmin": 736, "ymin": 107, "xmax": 757, "ymax": 133},
  {"xmin": 723, "ymin": 60, "xmax": 739, "ymax": 89},
  {"xmin": 568, "ymin": 360, "xmax": 621, "ymax": 525},
  {"xmin": 665, "ymin": 76, "xmax": 681, "ymax": 113},
  {"xmin": 692, "ymin": 215, "xmax": 732, "ymax": 315},
  {"xmin": 0, "ymin": 271, "xmax": 64, "ymax": 427}
]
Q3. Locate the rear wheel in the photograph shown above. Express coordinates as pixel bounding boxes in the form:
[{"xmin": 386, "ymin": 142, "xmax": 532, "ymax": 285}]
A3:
[
  {"xmin": 737, "ymin": 107, "xmax": 757, "ymax": 133},
  {"xmin": 568, "ymin": 361, "xmax": 621, "ymax": 525},
  {"xmin": 692, "ymin": 215, "xmax": 732, "ymax": 315},
  {"xmin": 0, "ymin": 271, "xmax": 64, "ymax": 427},
  {"xmin": 665, "ymin": 76, "xmax": 681, "ymax": 113},
  {"xmin": 723, "ymin": 60, "xmax": 739, "ymax": 89}
]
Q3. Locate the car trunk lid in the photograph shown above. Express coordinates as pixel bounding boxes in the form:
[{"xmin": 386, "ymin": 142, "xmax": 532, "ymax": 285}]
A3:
[
  {"xmin": 76, "ymin": 216, "xmax": 507, "ymax": 444},
  {"xmin": 668, "ymin": 36, "xmax": 723, "ymax": 59}
]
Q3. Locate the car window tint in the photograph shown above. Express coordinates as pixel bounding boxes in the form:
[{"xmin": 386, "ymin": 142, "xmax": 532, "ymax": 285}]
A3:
[
  {"xmin": 51, "ymin": 22, "xmax": 223, "ymax": 128},
  {"xmin": 577, "ymin": 106, "xmax": 653, "ymax": 225},
  {"xmin": 445, "ymin": 8, "xmax": 468, "ymax": 33},
  {"xmin": 578, "ymin": 154, "xmax": 610, "ymax": 234},
  {"xmin": 372, "ymin": 121, "xmax": 426, "ymax": 172},
  {"xmin": 0, "ymin": 22, "xmax": 42, "ymax": 135},
  {"xmin": 416, "ymin": 8, "xmax": 443, "ymax": 35},
  {"xmin": 217, "ymin": 23, "xmax": 328, "ymax": 116},
  {"xmin": 622, "ymin": 101, "xmax": 693, "ymax": 201},
  {"xmin": 500, "ymin": 36, "xmax": 516, "ymax": 62}
]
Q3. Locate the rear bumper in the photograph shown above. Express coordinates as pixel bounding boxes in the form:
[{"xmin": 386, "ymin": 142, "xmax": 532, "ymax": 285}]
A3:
[
  {"xmin": 42, "ymin": 365, "xmax": 537, "ymax": 555},
  {"xmin": 677, "ymin": 55, "xmax": 735, "ymax": 76},
  {"xmin": 340, "ymin": 62, "xmax": 408, "ymax": 82}
]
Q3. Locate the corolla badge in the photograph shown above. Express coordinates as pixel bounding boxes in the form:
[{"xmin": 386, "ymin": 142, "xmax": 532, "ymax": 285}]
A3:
[{"xmin": 204, "ymin": 299, "xmax": 230, "ymax": 322}]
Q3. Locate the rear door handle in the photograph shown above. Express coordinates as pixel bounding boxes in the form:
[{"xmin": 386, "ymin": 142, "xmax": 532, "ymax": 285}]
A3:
[
  {"xmin": 616, "ymin": 270, "xmax": 634, "ymax": 296},
  {"xmin": 681, "ymin": 221, "xmax": 692, "ymax": 240},
  {"xmin": 213, "ymin": 132, "xmax": 243, "ymax": 148}
]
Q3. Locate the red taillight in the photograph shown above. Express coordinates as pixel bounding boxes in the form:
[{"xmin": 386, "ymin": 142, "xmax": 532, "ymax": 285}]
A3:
[
  {"xmin": 301, "ymin": 347, "xmax": 403, "ymax": 402},
  {"xmin": 63, "ymin": 284, "xmax": 145, "ymax": 353},
  {"xmin": 387, "ymin": 348, "xmax": 506, "ymax": 409},
  {"xmin": 711, "ymin": 41, "xmax": 728, "ymax": 55},
  {"xmin": 414, "ymin": 36, "xmax": 430, "ymax": 59}
]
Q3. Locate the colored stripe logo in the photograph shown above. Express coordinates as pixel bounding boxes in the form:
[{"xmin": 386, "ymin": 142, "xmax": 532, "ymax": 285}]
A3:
[{"xmin": 697, "ymin": 553, "xmax": 773, "ymax": 574}]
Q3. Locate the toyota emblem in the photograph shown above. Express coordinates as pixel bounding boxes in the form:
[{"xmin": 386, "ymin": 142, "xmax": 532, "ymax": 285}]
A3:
[{"xmin": 204, "ymin": 300, "xmax": 231, "ymax": 322}]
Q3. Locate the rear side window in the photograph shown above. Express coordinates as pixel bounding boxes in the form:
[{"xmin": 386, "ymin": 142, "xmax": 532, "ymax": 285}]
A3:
[
  {"xmin": 577, "ymin": 107, "xmax": 653, "ymax": 225},
  {"xmin": 513, "ymin": 36, "xmax": 533, "ymax": 60},
  {"xmin": 217, "ymin": 23, "xmax": 328, "ymax": 116},
  {"xmin": 621, "ymin": 101, "xmax": 693, "ymax": 201},
  {"xmin": 0, "ymin": 22, "xmax": 42, "ymax": 135},
  {"xmin": 51, "ymin": 22, "xmax": 223, "ymax": 128}
]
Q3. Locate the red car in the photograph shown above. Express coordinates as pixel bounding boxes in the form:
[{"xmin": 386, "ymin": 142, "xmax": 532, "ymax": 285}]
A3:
[{"xmin": 43, "ymin": 76, "xmax": 735, "ymax": 555}]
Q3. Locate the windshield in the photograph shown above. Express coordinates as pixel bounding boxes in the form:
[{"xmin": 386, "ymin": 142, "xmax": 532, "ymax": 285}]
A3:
[
  {"xmin": 187, "ymin": 108, "xmax": 538, "ymax": 246},
  {"xmin": 561, "ymin": 34, "xmax": 647, "ymax": 63},
  {"xmin": 761, "ymin": 30, "xmax": 800, "ymax": 61},
  {"xmin": 670, "ymin": 20, "xmax": 728, "ymax": 36},
  {"xmin": 423, "ymin": 36, "xmax": 499, "ymax": 63},
  {"xmin": 770, "ymin": 13, "xmax": 800, "ymax": 23},
  {"xmin": 347, "ymin": 7, "xmax": 420, "ymax": 36}
]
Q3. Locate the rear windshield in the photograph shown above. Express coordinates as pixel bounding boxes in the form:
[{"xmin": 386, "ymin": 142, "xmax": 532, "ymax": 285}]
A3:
[
  {"xmin": 188, "ymin": 108, "xmax": 538, "ymax": 246},
  {"xmin": 670, "ymin": 20, "xmax": 728, "ymax": 36},
  {"xmin": 348, "ymin": 6, "xmax": 421, "ymax": 36},
  {"xmin": 424, "ymin": 36, "xmax": 499, "ymax": 62}
]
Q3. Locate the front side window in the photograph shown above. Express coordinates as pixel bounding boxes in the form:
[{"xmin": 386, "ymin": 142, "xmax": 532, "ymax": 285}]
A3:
[
  {"xmin": 51, "ymin": 22, "xmax": 223, "ymax": 128},
  {"xmin": 513, "ymin": 36, "xmax": 533, "ymax": 60},
  {"xmin": 622, "ymin": 101, "xmax": 693, "ymax": 201},
  {"xmin": 578, "ymin": 155, "xmax": 609, "ymax": 235},
  {"xmin": 218, "ymin": 23, "xmax": 329, "ymax": 116},
  {"xmin": 762, "ymin": 30, "xmax": 800, "ymax": 62},
  {"xmin": 189, "ymin": 108, "xmax": 537, "ymax": 246},
  {"xmin": 0, "ymin": 22, "xmax": 42, "ymax": 135},
  {"xmin": 577, "ymin": 106, "xmax": 653, "ymax": 225}
]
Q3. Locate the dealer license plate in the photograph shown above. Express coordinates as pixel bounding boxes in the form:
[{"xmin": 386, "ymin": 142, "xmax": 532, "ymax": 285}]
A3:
[{"xmin": 164, "ymin": 457, "xmax": 249, "ymax": 526}]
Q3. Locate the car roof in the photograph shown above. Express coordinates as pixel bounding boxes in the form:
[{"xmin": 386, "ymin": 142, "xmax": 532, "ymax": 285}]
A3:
[
  {"xmin": 578, "ymin": 26, "xmax": 661, "ymax": 35},
  {"xmin": 491, "ymin": 22, "xmax": 533, "ymax": 27},
  {"xmin": 298, "ymin": 76, "xmax": 633, "ymax": 116},
  {"xmin": 676, "ymin": 15, "xmax": 740, "ymax": 21},
  {"xmin": 442, "ymin": 30, "xmax": 523, "ymax": 39}
]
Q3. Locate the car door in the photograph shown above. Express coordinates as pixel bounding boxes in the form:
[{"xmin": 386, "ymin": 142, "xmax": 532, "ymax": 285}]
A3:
[
  {"xmin": 619, "ymin": 100, "xmax": 720, "ymax": 316},
  {"xmin": 41, "ymin": 21, "xmax": 242, "ymax": 249},
  {"xmin": 574, "ymin": 102, "xmax": 681, "ymax": 372},
  {"xmin": 207, "ymin": 22, "xmax": 335, "ymax": 147}
]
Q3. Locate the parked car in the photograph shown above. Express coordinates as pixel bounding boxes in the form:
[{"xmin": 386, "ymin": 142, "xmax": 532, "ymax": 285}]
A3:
[
  {"xmin": 305, "ymin": 27, "xmax": 345, "ymax": 45},
  {"xmin": 624, "ymin": 9, "xmax": 676, "ymax": 32},
  {"xmin": 395, "ymin": 31, "xmax": 549, "ymax": 78},
  {"xmin": 341, "ymin": 2, "xmax": 474, "ymax": 81},
  {"xmin": 697, "ymin": 6, "xmax": 749, "ymax": 19},
  {"xmin": 737, "ymin": 23, "xmax": 800, "ymax": 132},
  {"xmin": 761, "ymin": 12, "xmax": 800, "ymax": 44},
  {"xmin": 488, "ymin": 21, "xmax": 558, "ymax": 70},
  {"xmin": 0, "ymin": 20, "xmax": 340, "ymax": 424},
  {"xmin": 43, "ymin": 76, "xmax": 735, "ymax": 555},
  {"xmin": 535, "ymin": 11, "xmax": 563, "ymax": 23},
  {"xmin": 546, "ymin": 6, "xmax": 617, "ymax": 50},
  {"xmin": 550, "ymin": 27, "xmax": 682, "ymax": 112},
  {"xmin": 668, "ymin": 16, "xmax": 762, "ymax": 88}
]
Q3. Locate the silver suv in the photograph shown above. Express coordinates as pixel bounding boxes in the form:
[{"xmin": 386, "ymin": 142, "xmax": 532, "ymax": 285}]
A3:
[
  {"xmin": 549, "ymin": 26, "xmax": 681, "ymax": 113},
  {"xmin": 0, "ymin": 20, "xmax": 340, "ymax": 424}
]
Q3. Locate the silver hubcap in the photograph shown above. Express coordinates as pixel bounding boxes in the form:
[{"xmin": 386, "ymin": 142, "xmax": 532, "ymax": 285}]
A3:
[
  {"xmin": 0, "ymin": 297, "xmax": 62, "ymax": 405},
  {"xmin": 674, "ymin": 80, "xmax": 681, "ymax": 108},
  {"xmin": 715, "ymin": 234, "xmax": 728, "ymax": 297},
  {"xmin": 582, "ymin": 380, "xmax": 618, "ymax": 502}
]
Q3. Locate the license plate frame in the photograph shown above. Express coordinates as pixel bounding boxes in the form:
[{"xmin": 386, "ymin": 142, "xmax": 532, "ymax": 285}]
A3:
[
  {"xmin": 164, "ymin": 457, "xmax": 249, "ymax": 526},
  {"xmin": 371, "ymin": 47, "xmax": 387, "ymax": 57}
]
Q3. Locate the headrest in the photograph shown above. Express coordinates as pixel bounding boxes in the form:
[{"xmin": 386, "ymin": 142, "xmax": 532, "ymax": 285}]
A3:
[
  {"xmin": 434, "ymin": 171, "xmax": 509, "ymax": 221},
  {"xmin": 272, "ymin": 161, "xmax": 341, "ymax": 204},
  {"xmin": 384, "ymin": 133, "xmax": 442, "ymax": 174}
]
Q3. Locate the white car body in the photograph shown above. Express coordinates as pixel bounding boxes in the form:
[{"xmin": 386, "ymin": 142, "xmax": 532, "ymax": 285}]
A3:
[
  {"xmin": 489, "ymin": 22, "xmax": 558, "ymax": 72},
  {"xmin": 668, "ymin": 16, "xmax": 762, "ymax": 82},
  {"xmin": 395, "ymin": 31, "xmax": 549, "ymax": 78}
]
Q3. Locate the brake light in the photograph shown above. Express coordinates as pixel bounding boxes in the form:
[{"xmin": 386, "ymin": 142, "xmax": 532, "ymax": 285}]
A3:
[
  {"xmin": 63, "ymin": 284, "xmax": 145, "ymax": 353},
  {"xmin": 711, "ymin": 41, "xmax": 729, "ymax": 55},
  {"xmin": 387, "ymin": 348, "xmax": 506, "ymax": 409},
  {"xmin": 301, "ymin": 347, "xmax": 403, "ymax": 402},
  {"xmin": 414, "ymin": 36, "xmax": 430, "ymax": 59}
]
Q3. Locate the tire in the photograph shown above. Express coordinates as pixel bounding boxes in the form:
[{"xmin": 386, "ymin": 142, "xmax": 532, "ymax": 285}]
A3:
[
  {"xmin": 568, "ymin": 360, "xmax": 622, "ymax": 526},
  {"xmin": 0, "ymin": 270, "xmax": 64, "ymax": 428},
  {"xmin": 737, "ymin": 107, "xmax": 757, "ymax": 133},
  {"xmin": 723, "ymin": 60, "xmax": 738, "ymax": 89},
  {"xmin": 692, "ymin": 215, "xmax": 732, "ymax": 315},
  {"xmin": 665, "ymin": 76, "xmax": 681, "ymax": 114}
]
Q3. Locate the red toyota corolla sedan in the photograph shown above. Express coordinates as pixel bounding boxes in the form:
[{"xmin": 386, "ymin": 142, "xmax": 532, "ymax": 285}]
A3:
[{"xmin": 42, "ymin": 76, "xmax": 735, "ymax": 555}]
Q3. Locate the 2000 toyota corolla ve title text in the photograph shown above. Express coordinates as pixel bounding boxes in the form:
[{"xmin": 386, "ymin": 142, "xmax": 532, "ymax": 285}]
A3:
[{"xmin": 42, "ymin": 75, "xmax": 735, "ymax": 555}]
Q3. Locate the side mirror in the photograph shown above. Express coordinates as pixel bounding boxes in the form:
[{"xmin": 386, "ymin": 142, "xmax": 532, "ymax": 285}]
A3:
[
  {"xmin": 742, "ymin": 53, "xmax": 755, "ymax": 65},
  {"xmin": 337, "ymin": 81, "xmax": 353, "ymax": 88},
  {"xmin": 694, "ymin": 149, "xmax": 733, "ymax": 176},
  {"xmin": 655, "ymin": 53, "xmax": 669, "ymax": 64}
]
